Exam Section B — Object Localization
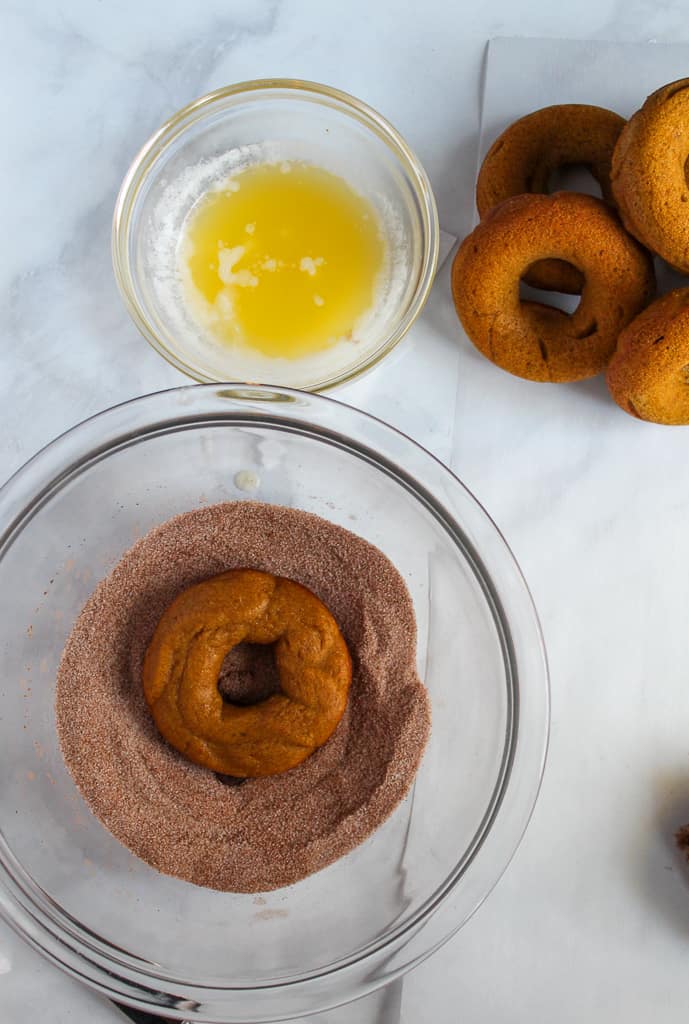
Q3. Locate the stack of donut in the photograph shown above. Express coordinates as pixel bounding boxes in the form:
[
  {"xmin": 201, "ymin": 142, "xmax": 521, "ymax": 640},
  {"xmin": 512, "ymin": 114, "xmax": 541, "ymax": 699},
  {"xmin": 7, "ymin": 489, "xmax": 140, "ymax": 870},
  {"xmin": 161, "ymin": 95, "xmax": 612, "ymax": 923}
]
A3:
[{"xmin": 451, "ymin": 78, "xmax": 689, "ymax": 425}]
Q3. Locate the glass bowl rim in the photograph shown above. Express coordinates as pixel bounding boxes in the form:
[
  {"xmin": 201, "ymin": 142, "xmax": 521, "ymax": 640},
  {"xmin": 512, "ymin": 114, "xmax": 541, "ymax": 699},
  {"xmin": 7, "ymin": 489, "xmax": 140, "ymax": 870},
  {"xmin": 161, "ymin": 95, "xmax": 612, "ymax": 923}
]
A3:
[
  {"xmin": 0, "ymin": 384, "xmax": 548, "ymax": 1021},
  {"xmin": 111, "ymin": 78, "xmax": 440, "ymax": 392}
]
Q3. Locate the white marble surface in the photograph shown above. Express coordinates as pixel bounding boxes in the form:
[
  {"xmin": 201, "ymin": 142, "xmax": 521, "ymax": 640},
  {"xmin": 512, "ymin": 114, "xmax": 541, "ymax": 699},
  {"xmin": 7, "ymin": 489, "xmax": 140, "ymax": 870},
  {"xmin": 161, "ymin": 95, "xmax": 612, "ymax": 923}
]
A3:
[{"xmin": 3, "ymin": 2, "xmax": 689, "ymax": 1022}]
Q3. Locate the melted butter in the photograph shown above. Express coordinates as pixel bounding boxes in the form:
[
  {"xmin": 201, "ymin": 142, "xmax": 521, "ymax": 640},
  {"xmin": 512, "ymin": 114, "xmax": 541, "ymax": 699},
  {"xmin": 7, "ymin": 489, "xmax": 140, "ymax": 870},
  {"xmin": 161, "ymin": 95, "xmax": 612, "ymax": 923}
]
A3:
[{"xmin": 182, "ymin": 161, "xmax": 385, "ymax": 359}]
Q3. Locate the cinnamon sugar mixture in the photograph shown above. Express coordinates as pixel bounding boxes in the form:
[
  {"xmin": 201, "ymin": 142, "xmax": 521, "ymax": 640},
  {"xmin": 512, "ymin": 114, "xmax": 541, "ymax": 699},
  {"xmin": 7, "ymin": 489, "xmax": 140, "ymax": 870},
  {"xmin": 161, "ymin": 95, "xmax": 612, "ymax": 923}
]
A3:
[{"xmin": 56, "ymin": 502, "xmax": 430, "ymax": 892}]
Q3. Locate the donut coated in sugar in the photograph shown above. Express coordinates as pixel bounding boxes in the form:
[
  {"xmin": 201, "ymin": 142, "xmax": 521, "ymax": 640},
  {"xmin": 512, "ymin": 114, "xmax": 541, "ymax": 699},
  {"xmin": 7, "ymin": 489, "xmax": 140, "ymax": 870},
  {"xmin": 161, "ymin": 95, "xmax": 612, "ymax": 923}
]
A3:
[
  {"xmin": 452, "ymin": 192, "xmax": 655, "ymax": 383},
  {"xmin": 143, "ymin": 568, "xmax": 352, "ymax": 777},
  {"xmin": 477, "ymin": 104, "xmax": 626, "ymax": 293}
]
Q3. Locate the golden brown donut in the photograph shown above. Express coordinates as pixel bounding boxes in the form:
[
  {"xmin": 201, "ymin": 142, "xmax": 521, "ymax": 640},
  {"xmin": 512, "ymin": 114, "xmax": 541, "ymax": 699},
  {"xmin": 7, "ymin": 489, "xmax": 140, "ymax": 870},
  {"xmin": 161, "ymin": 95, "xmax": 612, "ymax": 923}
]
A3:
[
  {"xmin": 477, "ymin": 104, "xmax": 626, "ymax": 293},
  {"xmin": 606, "ymin": 288, "xmax": 689, "ymax": 424},
  {"xmin": 143, "ymin": 569, "xmax": 352, "ymax": 777},
  {"xmin": 452, "ymin": 192, "xmax": 655, "ymax": 383},
  {"xmin": 611, "ymin": 79, "xmax": 689, "ymax": 272}
]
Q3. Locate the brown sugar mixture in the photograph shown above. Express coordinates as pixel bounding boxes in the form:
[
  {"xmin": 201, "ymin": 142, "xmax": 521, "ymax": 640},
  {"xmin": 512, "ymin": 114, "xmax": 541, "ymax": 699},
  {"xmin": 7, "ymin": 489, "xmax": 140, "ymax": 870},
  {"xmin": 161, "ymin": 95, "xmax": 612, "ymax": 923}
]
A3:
[{"xmin": 56, "ymin": 502, "xmax": 430, "ymax": 892}]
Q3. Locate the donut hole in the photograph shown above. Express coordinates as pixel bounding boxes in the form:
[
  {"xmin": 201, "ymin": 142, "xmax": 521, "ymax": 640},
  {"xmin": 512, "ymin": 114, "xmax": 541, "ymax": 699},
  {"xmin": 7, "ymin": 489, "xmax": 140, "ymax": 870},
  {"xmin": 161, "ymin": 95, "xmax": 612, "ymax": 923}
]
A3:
[
  {"xmin": 217, "ymin": 642, "xmax": 281, "ymax": 707},
  {"xmin": 215, "ymin": 773, "xmax": 246, "ymax": 787},
  {"xmin": 546, "ymin": 163, "xmax": 603, "ymax": 199},
  {"xmin": 520, "ymin": 272, "xmax": 582, "ymax": 315}
]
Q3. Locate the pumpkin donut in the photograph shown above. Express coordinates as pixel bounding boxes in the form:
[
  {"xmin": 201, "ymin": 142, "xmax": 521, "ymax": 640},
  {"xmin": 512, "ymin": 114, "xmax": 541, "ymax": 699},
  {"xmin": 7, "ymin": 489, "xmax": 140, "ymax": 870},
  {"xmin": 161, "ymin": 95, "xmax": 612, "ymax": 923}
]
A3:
[
  {"xmin": 477, "ymin": 104, "xmax": 626, "ymax": 293},
  {"xmin": 611, "ymin": 79, "xmax": 689, "ymax": 272},
  {"xmin": 143, "ymin": 568, "xmax": 352, "ymax": 777},
  {"xmin": 606, "ymin": 288, "xmax": 689, "ymax": 424},
  {"xmin": 452, "ymin": 192, "xmax": 655, "ymax": 383}
]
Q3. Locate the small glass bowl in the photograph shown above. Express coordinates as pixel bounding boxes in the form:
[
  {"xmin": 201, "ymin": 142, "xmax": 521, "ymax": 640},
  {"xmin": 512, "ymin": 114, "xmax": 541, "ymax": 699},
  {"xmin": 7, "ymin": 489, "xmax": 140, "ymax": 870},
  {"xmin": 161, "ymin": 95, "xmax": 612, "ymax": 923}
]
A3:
[
  {"xmin": 112, "ymin": 80, "xmax": 439, "ymax": 391},
  {"xmin": 0, "ymin": 385, "xmax": 548, "ymax": 1022}
]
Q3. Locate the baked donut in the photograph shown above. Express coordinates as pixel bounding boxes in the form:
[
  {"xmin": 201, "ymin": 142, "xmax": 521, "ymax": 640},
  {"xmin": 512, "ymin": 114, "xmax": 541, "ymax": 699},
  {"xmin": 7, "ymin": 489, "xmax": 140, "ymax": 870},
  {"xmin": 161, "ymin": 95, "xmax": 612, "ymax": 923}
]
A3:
[
  {"xmin": 452, "ymin": 192, "xmax": 655, "ymax": 383},
  {"xmin": 611, "ymin": 79, "xmax": 689, "ymax": 272},
  {"xmin": 606, "ymin": 288, "xmax": 689, "ymax": 424},
  {"xmin": 477, "ymin": 104, "xmax": 626, "ymax": 293},
  {"xmin": 143, "ymin": 569, "xmax": 352, "ymax": 777}
]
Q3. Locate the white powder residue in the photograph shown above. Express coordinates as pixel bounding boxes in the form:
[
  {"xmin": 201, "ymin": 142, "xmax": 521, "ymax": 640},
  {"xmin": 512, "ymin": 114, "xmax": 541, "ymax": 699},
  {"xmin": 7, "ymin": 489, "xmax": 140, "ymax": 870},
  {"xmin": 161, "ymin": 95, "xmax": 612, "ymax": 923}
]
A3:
[
  {"xmin": 217, "ymin": 246, "xmax": 244, "ymax": 282},
  {"xmin": 216, "ymin": 291, "xmax": 234, "ymax": 318},
  {"xmin": 235, "ymin": 270, "xmax": 258, "ymax": 287},
  {"xmin": 299, "ymin": 256, "xmax": 325, "ymax": 276},
  {"xmin": 313, "ymin": 294, "xmax": 325, "ymax": 307},
  {"xmin": 217, "ymin": 246, "xmax": 258, "ymax": 288}
]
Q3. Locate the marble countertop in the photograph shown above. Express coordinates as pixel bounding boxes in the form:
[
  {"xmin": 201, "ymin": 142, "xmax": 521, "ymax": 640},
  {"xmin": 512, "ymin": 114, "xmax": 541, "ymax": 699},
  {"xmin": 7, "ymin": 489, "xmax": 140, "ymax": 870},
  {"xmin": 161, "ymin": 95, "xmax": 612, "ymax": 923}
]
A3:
[{"xmin": 3, "ymin": 1, "xmax": 689, "ymax": 1022}]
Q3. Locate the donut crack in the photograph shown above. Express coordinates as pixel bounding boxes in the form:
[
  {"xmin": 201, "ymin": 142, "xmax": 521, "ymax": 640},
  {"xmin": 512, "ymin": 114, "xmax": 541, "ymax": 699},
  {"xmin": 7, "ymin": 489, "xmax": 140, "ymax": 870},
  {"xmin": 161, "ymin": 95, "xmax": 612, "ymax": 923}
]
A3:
[{"xmin": 574, "ymin": 319, "xmax": 598, "ymax": 340}]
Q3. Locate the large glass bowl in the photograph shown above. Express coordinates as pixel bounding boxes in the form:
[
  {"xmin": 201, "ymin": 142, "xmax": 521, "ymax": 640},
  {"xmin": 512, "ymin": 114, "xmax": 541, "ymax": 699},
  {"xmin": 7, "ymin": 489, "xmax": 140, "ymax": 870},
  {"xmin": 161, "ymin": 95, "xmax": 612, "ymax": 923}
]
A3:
[
  {"xmin": 0, "ymin": 386, "xmax": 548, "ymax": 1022},
  {"xmin": 112, "ymin": 80, "xmax": 439, "ymax": 390}
]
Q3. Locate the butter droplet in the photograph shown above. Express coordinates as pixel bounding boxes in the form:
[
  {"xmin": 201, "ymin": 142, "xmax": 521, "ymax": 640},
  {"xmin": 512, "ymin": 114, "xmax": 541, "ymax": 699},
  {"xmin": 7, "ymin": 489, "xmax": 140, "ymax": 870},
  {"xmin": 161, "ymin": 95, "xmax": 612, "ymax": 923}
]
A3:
[{"xmin": 234, "ymin": 470, "xmax": 260, "ymax": 492}]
